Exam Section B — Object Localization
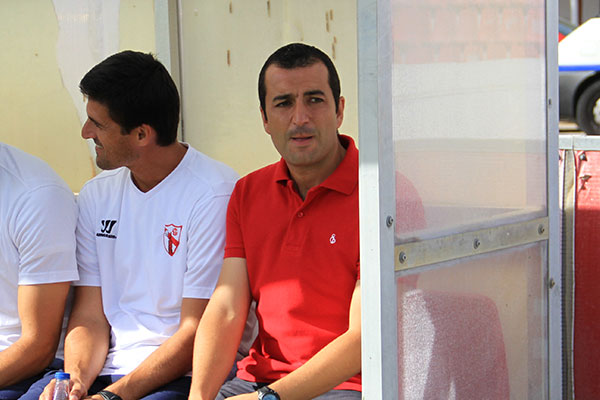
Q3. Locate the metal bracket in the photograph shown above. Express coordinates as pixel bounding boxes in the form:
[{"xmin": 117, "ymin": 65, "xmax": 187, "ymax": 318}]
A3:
[
  {"xmin": 395, "ymin": 216, "xmax": 549, "ymax": 271},
  {"xmin": 559, "ymin": 135, "xmax": 600, "ymax": 151}
]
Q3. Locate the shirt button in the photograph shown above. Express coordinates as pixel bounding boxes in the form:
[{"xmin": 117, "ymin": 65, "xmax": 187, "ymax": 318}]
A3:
[{"xmin": 297, "ymin": 211, "xmax": 304, "ymax": 218}]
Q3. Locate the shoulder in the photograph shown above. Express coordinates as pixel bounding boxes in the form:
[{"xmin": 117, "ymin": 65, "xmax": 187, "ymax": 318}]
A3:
[
  {"xmin": 0, "ymin": 144, "xmax": 76, "ymax": 236},
  {"xmin": 0, "ymin": 142, "xmax": 71, "ymax": 195},
  {"xmin": 178, "ymin": 146, "xmax": 239, "ymax": 197},
  {"xmin": 234, "ymin": 161, "xmax": 280, "ymax": 192},
  {"xmin": 82, "ymin": 168, "xmax": 125, "ymax": 187},
  {"xmin": 78, "ymin": 168, "xmax": 127, "ymax": 198}
]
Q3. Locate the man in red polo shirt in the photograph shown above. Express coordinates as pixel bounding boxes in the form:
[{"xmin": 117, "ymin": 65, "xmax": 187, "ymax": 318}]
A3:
[{"xmin": 189, "ymin": 43, "xmax": 361, "ymax": 400}]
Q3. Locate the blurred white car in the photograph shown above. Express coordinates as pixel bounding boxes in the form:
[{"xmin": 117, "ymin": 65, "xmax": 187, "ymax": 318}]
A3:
[{"xmin": 559, "ymin": 17, "xmax": 600, "ymax": 135}]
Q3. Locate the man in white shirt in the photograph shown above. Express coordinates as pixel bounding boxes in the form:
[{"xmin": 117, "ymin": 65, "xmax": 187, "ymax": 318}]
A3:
[
  {"xmin": 30, "ymin": 50, "xmax": 241, "ymax": 400},
  {"xmin": 0, "ymin": 142, "xmax": 78, "ymax": 400}
]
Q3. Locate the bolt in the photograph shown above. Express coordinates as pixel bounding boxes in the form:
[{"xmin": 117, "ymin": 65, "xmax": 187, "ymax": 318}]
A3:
[
  {"xmin": 549, "ymin": 278, "xmax": 556, "ymax": 289},
  {"xmin": 538, "ymin": 224, "xmax": 545, "ymax": 235},
  {"xmin": 398, "ymin": 252, "xmax": 407, "ymax": 263},
  {"xmin": 386, "ymin": 216, "xmax": 394, "ymax": 228},
  {"xmin": 580, "ymin": 152, "xmax": 587, "ymax": 161},
  {"xmin": 473, "ymin": 239, "xmax": 481, "ymax": 249}
]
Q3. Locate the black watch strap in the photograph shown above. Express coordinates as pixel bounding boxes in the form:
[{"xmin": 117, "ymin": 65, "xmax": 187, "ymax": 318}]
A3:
[
  {"xmin": 96, "ymin": 390, "xmax": 123, "ymax": 400},
  {"xmin": 257, "ymin": 385, "xmax": 281, "ymax": 400}
]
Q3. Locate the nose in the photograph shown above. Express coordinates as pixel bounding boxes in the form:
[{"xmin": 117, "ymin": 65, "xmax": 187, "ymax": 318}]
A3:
[
  {"xmin": 81, "ymin": 119, "xmax": 95, "ymax": 140},
  {"xmin": 292, "ymin": 102, "xmax": 310, "ymax": 126}
]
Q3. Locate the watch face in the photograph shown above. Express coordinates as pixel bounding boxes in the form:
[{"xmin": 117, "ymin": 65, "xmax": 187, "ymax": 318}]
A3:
[{"xmin": 257, "ymin": 387, "xmax": 280, "ymax": 400}]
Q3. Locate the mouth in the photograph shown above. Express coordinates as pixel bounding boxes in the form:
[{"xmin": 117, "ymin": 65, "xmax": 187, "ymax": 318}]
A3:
[
  {"xmin": 289, "ymin": 131, "xmax": 316, "ymax": 144},
  {"xmin": 291, "ymin": 136, "xmax": 313, "ymax": 143},
  {"xmin": 287, "ymin": 128, "xmax": 316, "ymax": 146}
]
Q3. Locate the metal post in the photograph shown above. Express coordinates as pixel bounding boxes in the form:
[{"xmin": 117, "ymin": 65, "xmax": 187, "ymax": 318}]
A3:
[
  {"xmin": 547, "ymin": 0, "xmax": 564, "ymax": 397},
  {"xmin": 358, "ymin": 0, "xmax": 398, "ymax": 398},
  {"xmin": 154, "ymin": 0, "xmax": 183, "ymax": 140}
]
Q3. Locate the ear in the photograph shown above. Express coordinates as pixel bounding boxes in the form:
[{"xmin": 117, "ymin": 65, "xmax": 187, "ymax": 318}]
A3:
[
  {"xmin": 135, "ymin": 124, "xmax": 156, "ymax": 146},
  {"xmin": 336, "ymin": 96, "xmax": 345, "ymax": 129},
  {"xmin": 260, "ymin": 107, "xmax": 271, "ymax": 135}
]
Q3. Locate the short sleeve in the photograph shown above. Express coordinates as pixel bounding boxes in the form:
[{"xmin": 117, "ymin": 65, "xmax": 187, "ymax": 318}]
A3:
[
  {"xmin": 182, "ymin": 193, "xmax": 231, "ymax": 299},
  {"xmin": 12, "ymin": 185, "xmax": 79, "ymax": 285},
  {"xmin": 73, "ymin": 187, "xmax": 101, "ymax": 286},
  {"xmin": 223, "ymin": 181, "xmax": 246, "ymax": 259}
]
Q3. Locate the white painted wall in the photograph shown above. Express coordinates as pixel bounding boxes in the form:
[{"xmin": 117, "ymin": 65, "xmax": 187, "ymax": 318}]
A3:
[
  {"xmin": 178, "ymin": 0, "xmax": 358, "ymax": 176},
  {"xmin": 0, "ymin": 0, "xmax": 156, "ymax": 191}
]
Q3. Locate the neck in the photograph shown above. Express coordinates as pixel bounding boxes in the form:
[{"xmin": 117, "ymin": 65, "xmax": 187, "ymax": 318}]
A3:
[
  {"xmin": 289, "ymin": 141, "xmax": 346, "ymax": 200},
  {"xmin": 129, "ymin": 142, "xmax": 187, "ymax": 192}
]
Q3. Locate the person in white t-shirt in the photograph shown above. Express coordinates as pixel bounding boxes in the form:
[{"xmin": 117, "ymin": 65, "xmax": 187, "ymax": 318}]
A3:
[
  {"xmin": 0, "ymin": 142, "xmax": 78, "ymax": 399},
  {"xmin": 29, "ymin": 50, "xmax": 250, "ymax": 400}
]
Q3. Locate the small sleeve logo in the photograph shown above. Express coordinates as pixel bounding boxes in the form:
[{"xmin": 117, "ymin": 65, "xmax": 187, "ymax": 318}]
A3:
[
  {"xmin": 329, "ymin": 233, "xmax": 337, "ymax": 244},
  {"xmin": 163, "ymin": 224, "xmax": 183, "ymax": 256}
]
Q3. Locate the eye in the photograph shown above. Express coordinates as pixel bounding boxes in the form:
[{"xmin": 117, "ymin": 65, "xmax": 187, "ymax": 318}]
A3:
[
  {"xmin": 88, "ymin": 119, "xmax": 102, "ymax": 129},
  {"xmin": 275, "ymin": 100, "xmax": 291, "ymax": 108},
  {"xmin": 309, "ymin": 97, "xmax": 324, "ymax": 104}
]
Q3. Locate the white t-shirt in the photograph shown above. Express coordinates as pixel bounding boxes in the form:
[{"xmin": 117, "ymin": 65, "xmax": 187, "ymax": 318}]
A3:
[
  {"xmin": 75, "ymin": 144, "xmax": 238, "ymax": 375},
  {"xmin": 0, "ymin": 143, "xmax": 78, "ymax": 351}
]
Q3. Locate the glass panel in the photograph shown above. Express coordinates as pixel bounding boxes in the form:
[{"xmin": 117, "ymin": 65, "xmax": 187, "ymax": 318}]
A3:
[
  {"xmin": 391, "ymin": 0, "xmax": 547, "ymax": 240},
  {"xmin": 397, "ymin": 242, "xmax": 547, "ymax": 400}
]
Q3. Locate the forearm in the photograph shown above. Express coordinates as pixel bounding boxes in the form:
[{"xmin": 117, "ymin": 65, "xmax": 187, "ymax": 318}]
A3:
[
  {"xmin": 0, "ymin": 337, "xmax": 57, "ymax": 387},
  {"xmin": 189, "ymin": 304, "xmax": 247, "ymax": 400},
  {"xmin": 0, "ymin": 282, "xmax": 71, "ymax": 388},
  {"xmin": 64, "ymin": 324, "xmax": 110, "ymax": 391},
  {"xmin": 189, "ymin": 257, "xmax": 252, "ymax": 400},
  {"xmin": 268, "ymin": 329, "xmax": 361, "ymax": 400},
  {"xmin": 104, "ymin": 324, "xmax": 196, "ymax": 400}
]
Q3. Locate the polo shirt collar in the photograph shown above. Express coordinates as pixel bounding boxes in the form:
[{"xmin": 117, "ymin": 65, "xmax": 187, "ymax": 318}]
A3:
[{"xmin": 274, "ymin": 134, "xmax": 358, "ymax": 196}]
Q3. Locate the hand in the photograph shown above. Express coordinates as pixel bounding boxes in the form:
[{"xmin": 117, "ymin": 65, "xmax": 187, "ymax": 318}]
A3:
[
  {"xmin": 66, "ymin": 377, "xmax": 88, "ymax": 400},
  {"xmin": 39, "ymin": 376, "xmax": 88, "ymax": 400},
  {"xmin": 39, "ymin": 378, "xmax": 56, "ymax": 400}
]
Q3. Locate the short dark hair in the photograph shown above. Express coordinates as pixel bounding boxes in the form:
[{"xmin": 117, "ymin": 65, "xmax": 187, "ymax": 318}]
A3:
[
  {"xmin": 79, "ymin": 50, "xmax": 180, "ymax": 146},
  {"xmin": 258, "ymin": 43, "xmax": 341, "ymax": 121}
]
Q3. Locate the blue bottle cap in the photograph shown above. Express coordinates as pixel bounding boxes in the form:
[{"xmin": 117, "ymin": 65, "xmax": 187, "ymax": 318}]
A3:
[{"xmin": 55, "ymin": 372, "xmax": 70, "ymax": 380}]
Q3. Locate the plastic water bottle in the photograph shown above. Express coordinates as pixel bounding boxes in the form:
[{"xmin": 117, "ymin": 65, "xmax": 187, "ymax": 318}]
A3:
[{"xmin": 52, "ymin": 372, "xmax": 70, "ymax": 400}]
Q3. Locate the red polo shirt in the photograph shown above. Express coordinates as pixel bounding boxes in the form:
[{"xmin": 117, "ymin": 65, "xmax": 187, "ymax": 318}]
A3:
[{"xmin": 224, "ymin": 135, "xmax": 361, "ymax": 391}]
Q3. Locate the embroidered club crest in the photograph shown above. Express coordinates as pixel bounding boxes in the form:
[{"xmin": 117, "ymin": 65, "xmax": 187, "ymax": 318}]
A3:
[{"xmin": 163, "ymin": 224, "xmax": 182, "ymax": 256}]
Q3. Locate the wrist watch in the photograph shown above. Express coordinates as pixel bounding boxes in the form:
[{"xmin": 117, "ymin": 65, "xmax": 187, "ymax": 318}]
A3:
[
  {"xmin": 96, "ymin": 390, "xmax": 123, "ymax": 400},
  {"xmin": 257, "ymin": 386, "xmax": 281, "ymax": 400}
]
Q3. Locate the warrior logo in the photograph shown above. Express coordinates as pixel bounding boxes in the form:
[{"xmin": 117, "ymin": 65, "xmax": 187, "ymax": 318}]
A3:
[
  {"xmin": 96, "ymin": 220, "xmax": 117, "ymax": 239},
  {"xmin": 163, "ymin": 224, "xmax": 183, "ymax": 256},
  {"xmin": 101, "ymin": 220, "xmax": 117, "ymax": 233}
]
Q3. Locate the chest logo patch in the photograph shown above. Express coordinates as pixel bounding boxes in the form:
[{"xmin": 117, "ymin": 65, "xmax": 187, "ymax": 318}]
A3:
[
  {"xmin": 163, "ymin": 224, "xmax": 183, "ymax": 256},
  {"xmin": 96, "ymin": 219, "xmax": 117, "ymax": 239},
  {"xmin": 329, "ymin": 233, "xmax": 337, "ymax": 244}
]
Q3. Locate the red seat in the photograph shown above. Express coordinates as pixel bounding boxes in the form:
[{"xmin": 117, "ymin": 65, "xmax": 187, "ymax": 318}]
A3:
[{"xmin": 398, "ymin": 290, "xmax": 510, "ymax": 399}]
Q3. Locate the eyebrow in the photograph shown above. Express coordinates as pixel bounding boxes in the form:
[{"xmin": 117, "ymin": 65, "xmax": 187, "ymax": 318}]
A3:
[
  {"xmin": 272, "ymin": 90, "xmax": 326, "ymax": 102},
  {"xmin": 272, "ymin": 94, "xmax": 293, "ymax": 103},
  {"xmin": 88, "ymin": 116, "xmax": 104, "ymax": 128},
  {"xmin": 305, "ymin": 90, "xmax": 325, "ymax": 97}
]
